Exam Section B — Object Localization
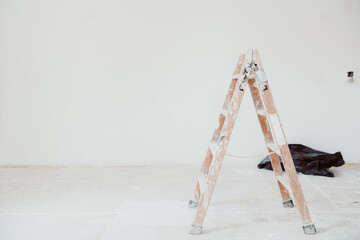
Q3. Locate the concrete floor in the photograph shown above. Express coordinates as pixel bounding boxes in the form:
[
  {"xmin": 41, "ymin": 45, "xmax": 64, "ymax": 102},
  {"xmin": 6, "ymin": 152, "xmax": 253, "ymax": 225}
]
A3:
[{"xmin": 0, "ymin": 159, "xmax": 359, "ymax": 240}]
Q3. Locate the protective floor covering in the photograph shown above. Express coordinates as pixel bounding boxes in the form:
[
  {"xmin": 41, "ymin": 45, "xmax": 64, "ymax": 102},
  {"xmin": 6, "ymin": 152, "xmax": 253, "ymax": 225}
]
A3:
[{"xmin": 0, "ymin": 159, "xmax": 359, "ymax": 240}]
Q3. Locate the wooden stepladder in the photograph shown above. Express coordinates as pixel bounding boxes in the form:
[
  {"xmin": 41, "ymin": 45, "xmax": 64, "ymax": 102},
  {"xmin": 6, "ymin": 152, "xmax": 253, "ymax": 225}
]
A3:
[{"xmin": 188, "ymin": 49, "xmax": 317, "ymax": 235}]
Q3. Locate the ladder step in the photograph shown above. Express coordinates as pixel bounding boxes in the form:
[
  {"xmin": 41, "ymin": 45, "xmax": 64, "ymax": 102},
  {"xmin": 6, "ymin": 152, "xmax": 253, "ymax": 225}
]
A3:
[
  {"xmin": 268, "ymin": 114, "xmax": 287, "ymax": 145},
  {"xmin": 209, "ymin": 134, "xmax": 226, "ymax": 155},
  {"xmin": 232, "ymin": 73, "xmax": 240, "ymax": 79},
  {"xmin": 276, "ymin": 175, "xmax": 291, "ymax": 192},
  {"xmin": 197, "ymin": 173, "xmax": 207, "ymax": 193},
  {"xmin": 220, "ymin": 108, "xmax": 228, "ymax": 116},
  {"xmin": 209, "ymin": 140, "xmax": 218, "ymax": 155},
  {"xmin": 257, "ymin": 109, "xmax": 266, "ymax": 116},
  {"xmin": 233, "ymin": 72, "xmax": 256, "ymax": 79},
  {"xmin": 268, "ymin": 143, "xmax": 281, "ymax": 155}
]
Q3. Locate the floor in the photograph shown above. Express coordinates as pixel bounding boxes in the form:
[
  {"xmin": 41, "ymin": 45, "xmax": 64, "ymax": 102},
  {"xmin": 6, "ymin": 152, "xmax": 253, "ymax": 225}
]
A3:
[{"xmin": 0, "ymin": 159, "xmax": 359, "ymax": 240}]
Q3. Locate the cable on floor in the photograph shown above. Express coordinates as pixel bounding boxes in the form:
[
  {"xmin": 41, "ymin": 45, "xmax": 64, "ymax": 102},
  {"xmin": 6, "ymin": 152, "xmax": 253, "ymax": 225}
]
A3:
[{"xmin": 225, "ymin": 152, "xmax": 274, "ymax": 159}]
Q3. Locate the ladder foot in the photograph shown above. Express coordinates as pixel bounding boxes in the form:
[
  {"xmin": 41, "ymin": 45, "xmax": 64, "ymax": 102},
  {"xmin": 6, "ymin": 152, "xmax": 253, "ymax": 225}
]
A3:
[
  {"xmin": 302, "ymin": 223, "xmax": 317, "ymax": 235},
  {"xmin": 188, "ymin": 200, "xmax": 199, "ymax": 208},
  {"xmin": 282, "ymin": 199, "xmax": 294, "ymax": 208},
  {"xmin": 189, "ymin": 224, "xmax": 203, "ymax": 235}
]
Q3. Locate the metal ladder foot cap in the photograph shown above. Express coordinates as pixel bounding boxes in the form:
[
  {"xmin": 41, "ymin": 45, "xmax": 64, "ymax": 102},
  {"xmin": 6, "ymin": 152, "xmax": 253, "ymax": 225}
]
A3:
[
  {"xmin": 188, "ymin": 200, "xmax": 199, "ymax": 208},
  {"xmin": 282, "ymin": 199, "xmax": 294, "ymax": 208},
  {"xmin": 303, "ymin": 223, "xmax": 317, "ymax": 235},
  {"xmin": 189, "ymin": 224, "xmax": 203, "ymax": 235}
]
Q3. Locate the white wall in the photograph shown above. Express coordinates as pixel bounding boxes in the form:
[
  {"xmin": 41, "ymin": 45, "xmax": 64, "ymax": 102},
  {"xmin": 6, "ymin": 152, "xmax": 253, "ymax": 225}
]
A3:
[{"xmin": 0, "ymin": 0, "xmax": 359, "ymax": 166}]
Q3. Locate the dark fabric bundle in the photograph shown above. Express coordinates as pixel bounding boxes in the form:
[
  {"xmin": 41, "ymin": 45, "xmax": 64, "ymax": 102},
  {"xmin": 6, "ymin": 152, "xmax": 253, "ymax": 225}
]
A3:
[{"xmin": 258, "ymin": 144, "xmax": 345, "ymax": 177}]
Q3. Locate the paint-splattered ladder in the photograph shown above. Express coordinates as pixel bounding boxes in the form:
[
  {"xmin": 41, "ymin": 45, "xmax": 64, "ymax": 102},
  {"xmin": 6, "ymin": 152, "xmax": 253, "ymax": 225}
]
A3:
[{"xmin": 188, "ymin": 49, "xmax": 317, "ymax": 235}]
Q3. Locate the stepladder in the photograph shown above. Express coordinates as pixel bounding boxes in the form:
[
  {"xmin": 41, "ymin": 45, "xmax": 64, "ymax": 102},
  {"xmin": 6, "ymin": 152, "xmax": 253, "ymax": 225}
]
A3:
[{"xmin": 188, "ymin": 49, "xmax": 317, "ymax": 235}]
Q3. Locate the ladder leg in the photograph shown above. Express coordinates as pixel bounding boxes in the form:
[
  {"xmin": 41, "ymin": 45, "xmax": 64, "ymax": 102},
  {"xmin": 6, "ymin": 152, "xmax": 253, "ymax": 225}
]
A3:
[
  {"xmin": 190, "ymin": 67, "xmax": 248, "ymax": 234},
  {"xmin": 259, "ymin": 82, "xmax": 316, "ymax": 235},
  {"xmin": 189, "ymin": 80, "xmax": 235, "ymax": 208},
  {"xmin": 189, "ymin": 56, "xmax": 244, "ymax": 208},
  {"xmin": 253, "ymin": 49, "xmax": 316, "ymax": 234},
  {"xmin": 248, "ymin": 79, "xmax": 293, "ymax": 207}
]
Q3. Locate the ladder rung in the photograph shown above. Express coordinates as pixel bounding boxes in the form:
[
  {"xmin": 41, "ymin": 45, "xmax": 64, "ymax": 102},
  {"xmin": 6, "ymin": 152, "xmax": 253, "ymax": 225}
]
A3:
[
  {"xmin": 276, "ymin": 175, "xmax": 291, "ymax": 192},
  {"xmin": 209, "ymin": 140, "xmax": 218, "ymax": 154},
  {"xmin": 209, "ymin": 133, "xmax": 226, "ymax": 155},
  {"xmin": 233, "ymin": 72, "xmax": 255, "ymax": 80},
  {"xmin": 257, "ymin": 109, "xmax": 266, "ymax": 116},
  {"xmin": 268, "ymin": 114, "xmax": 287, "ymax": 145},
  {"xmin": 197, "ymin": 173, "xmax": 207, "ymax": 193},
  {"xmin": 268, "ymin": 143, "xmax": 281, "ymax": 155},
  {"xmin": 232, "ymin": 73, "xmax": 240, "ymax": 79},
  {"xmin": 220, "ymin": 108, "xmax": 228, "ymax": 116}
]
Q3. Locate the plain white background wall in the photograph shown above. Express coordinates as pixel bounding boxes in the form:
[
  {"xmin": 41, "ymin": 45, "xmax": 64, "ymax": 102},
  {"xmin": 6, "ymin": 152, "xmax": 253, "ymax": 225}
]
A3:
[{"xmin": 0, "ymin": 0, "xmax": 359, "ymax": 166}]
